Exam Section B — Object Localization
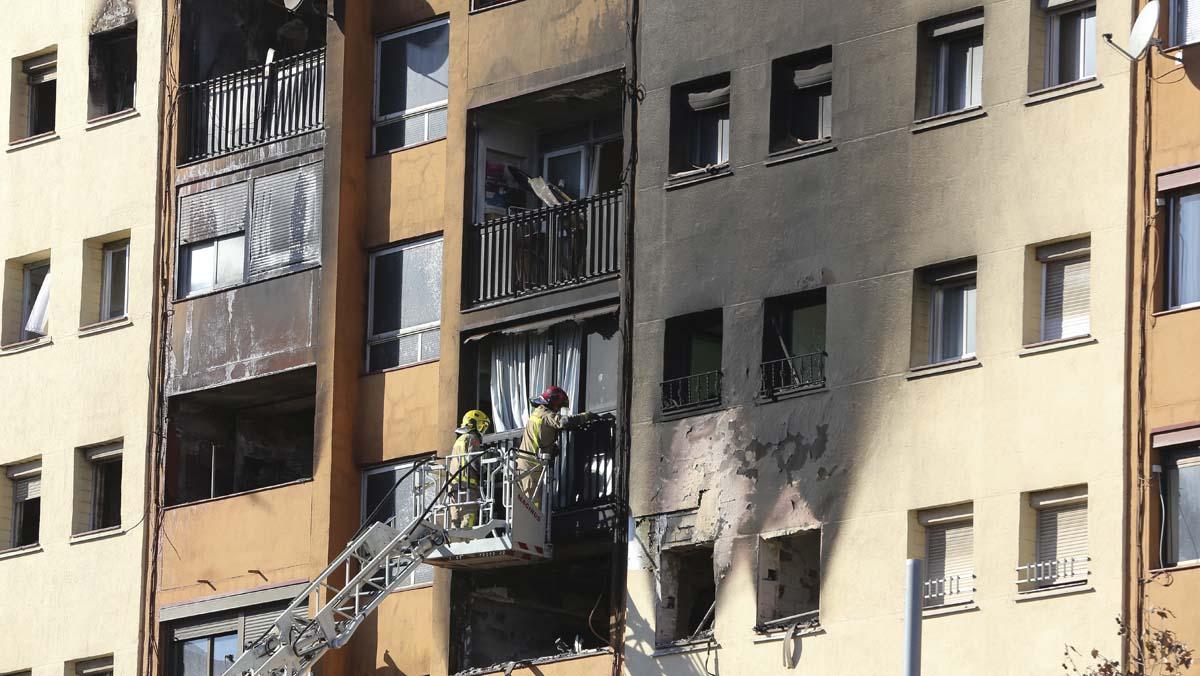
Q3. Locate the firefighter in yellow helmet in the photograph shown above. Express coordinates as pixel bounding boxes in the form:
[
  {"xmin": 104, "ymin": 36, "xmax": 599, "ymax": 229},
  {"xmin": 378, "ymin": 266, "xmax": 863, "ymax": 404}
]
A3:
[{"xmin": 449, "ymin": 410, "xmax": 490, "ymax": 529}]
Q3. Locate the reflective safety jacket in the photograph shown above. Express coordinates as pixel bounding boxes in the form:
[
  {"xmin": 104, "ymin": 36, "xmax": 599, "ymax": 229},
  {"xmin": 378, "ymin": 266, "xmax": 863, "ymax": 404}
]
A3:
[
  {"xmin": 450, "ymin": 432, "xmax": 482, "ymax": 485},
  {"xmin": 519, "ymin": 405, "xmax": 588, "ymax": 458}
]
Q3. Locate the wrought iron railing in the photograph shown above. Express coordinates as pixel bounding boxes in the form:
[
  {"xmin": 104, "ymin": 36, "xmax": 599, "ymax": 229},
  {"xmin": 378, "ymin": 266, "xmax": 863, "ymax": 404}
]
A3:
[
  {"xmin": 178, "ymin": 47, "xmax": 325, "ymax": 164},
  {"xmin": 660, "ymin": 370, "xmax": 722, "ymax": 413},
  {"xmin": 469, "ymin": 190, "xmax": 622, "ymax": 306},
  {"xmin": 1015, "ymin": 555, "xmax": 1089, "ymax": 587},
  {"xmin": 759, "ymin": 351, "xmax": 826, "ymax": 397},
  {"xmin": 483, "ymin": 416, "xmax": 617, "ymax": 514},
  {"xmin": 922, "ymin": 573, "xmax": 975, "ymax": 607}
]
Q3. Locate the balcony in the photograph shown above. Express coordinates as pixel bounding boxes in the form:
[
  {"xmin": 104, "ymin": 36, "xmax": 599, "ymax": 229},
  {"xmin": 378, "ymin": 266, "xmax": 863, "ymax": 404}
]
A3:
[
  {"xmin": 759, "ymin": 351, "xmax": 826, "ymax": 398},
  {"xmin": 178, "ymin": 47, "xmax": 325, "ymax": 164},
  {"xmin": 660, "ymin": 370, "xmax": 723, "ymax": 414}
]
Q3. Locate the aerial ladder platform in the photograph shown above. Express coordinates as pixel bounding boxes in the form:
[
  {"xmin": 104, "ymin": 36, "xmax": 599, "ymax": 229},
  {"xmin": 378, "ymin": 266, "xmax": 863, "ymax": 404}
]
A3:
[{"xmin": 219, "ymin": 441, "xmax": 556, "ymax": 676}]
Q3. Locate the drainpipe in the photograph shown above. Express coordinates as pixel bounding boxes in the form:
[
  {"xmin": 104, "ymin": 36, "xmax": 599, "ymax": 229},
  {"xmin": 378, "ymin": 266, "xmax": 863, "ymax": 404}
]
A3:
[{"xmin": 904, "ymin": 558, "xmax": 923, "ymax": 676}]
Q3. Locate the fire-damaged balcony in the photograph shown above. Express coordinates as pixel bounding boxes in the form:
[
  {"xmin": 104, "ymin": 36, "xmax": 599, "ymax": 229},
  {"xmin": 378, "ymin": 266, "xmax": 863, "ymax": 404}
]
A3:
[
  {"xmin": 466, "ymin": 71, "xmax": 625, "ymax": 311},
  {"xmin": 177, "ymin": 0, "xmax": 326, "ymax": 165}
]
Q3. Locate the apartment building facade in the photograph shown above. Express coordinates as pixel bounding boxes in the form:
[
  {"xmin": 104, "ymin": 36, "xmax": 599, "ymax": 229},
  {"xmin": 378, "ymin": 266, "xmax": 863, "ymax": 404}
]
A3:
[
  {"xmin": 0, "ymin": 1, "xmax": 161, "ymax": 675},
  {"xmin": 622, "ymin": 1, "xmax": 1131, "ymax": 674},
  {"xmin": 1128, "ymin": 0, "xmax": 1200, "ymax": 663}
]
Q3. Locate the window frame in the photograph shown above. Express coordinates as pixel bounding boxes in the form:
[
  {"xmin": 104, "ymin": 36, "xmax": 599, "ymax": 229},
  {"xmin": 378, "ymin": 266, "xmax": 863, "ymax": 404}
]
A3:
[
  {"xmin": 360, "ymin": 457, "xmax": 435, "ymax": 590},
  {"xmin": 101, "ymin": 239, "xmax": 130, "ymax": 321},
  {"xmin": 178, "ymin": 232, "xmax": 247, "ymax": 299},
  {"xmin": 1039, "ymin": 246, "xmax": 1091, "ymax": 341},
  {"xmin": 20, "ymin": 259, "xmax": 50, "ymax": 341},
  {"xmin": 930, "ymin": 28, "xmax": 984, "ymax": 116},
  {"xmin": 89, "ymin": 23, "xmax": 138, "ymax": 119},
  {"xmin": 365, "ymin": 237, "xmax": 444, "ymax": 373},
  {"xmin": 372, "ymin": 17, "xmax": 451, "ymax": 154},
  {"xmin": 929, "ymin": 277, "xmax": 977, "ymax": 363},
  {"xmin": 11, "ymin": 477, "xmax": 41, "ymax": 549},
  {"xmin": 687, "ymin": 106, "xmax": 730, "ymax": 169},
  {"xmin": 91, "ymin": 456, "xmax": 122, "ymax": 531},
  {"xmin": 1031, "ymin": 498, "xmax": 1089, "ymax": 588},
  {"xmin": 755, "ymin": 529, "xmax": 822, "ymax": 630},
  {"xmin": 172, "ymin": 630, "xmax": 238, "ymax": 676},
  {"xmin": 922, "ymin": 514, "xmax": 975, "ymax": 607},
  {"xmin": 23, "ymin": 52, "xmax": 58, "ymax": 138},
  {"xmin": 1167, "ymin": 190, "xmax": 1200, "ymax": 311},
  {"xmin": 1172, "ymin": 0, "xmax": 1198, "ymax": 47},
  {"xmin": 1163, "ymin": 446, "xmax": 1200, "ymax": 568},
  {"xmin": 1045, "ymin": 3, "xmax": 1097, "ymax": 87}
]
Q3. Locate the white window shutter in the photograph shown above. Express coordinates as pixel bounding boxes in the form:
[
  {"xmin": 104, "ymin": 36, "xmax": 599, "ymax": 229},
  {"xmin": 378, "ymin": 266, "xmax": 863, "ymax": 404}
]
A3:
[
  {"xmin": 1179, "ymin": 0, "xmax": 1200, "ymax": 45},
  {"xmin": 1043, "ymin": 255, "xmax": 1091, "ymax": 340},
  {"xmin": 14, "ymin": 476, "xmax": 41, "ymax": 501},
  {"xmin": 1037, "ymin": 503, "xmax": 1088, "ymax": 564},
  {"xmin": 926, "ymin": 520, "xmax": 973, "ymax": 603}
]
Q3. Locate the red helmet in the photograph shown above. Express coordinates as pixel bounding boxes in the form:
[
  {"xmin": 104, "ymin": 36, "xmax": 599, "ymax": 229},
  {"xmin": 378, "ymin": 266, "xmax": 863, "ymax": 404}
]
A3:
[{"xmin": 535, "ymin": 386, "xmax": 570, "ymax": 410}]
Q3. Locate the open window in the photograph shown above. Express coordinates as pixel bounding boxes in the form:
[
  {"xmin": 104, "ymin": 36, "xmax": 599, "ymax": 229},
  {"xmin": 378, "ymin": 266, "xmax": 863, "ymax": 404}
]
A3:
[
  {"xmin": 669, "ymin": 74, "xmax": 731, "ymax": 175},
  {"xmin": 374, "ymin": 18, "xmax": 450, "ymax": 153},
  {"xmin": 761, "ymin": 290, "xmax": 826, "ymax": 396},
  {"xmin": 11, "ymin": 50, "xmax": 56, "ymax": 142},
  {"xmin": 918, "ymin": 12, "xmax": 984, "ymax": 118},
  {"xmin": 3, "ymin": 459, "xmax": 41, "ymax": 550},
  {"xmin": 757, "ymin": 530, "xmax": 821, "ymax": 631},
  {"xmin": 73, "ymin": 441, "xmax": 123, "ymax": 535},
  {"xmin": 770, "ymin": 47, "xmax": 832, "ymax": 152},
  {"xmin": 656, "ymin": 544, "xmax": 716, "ymax": 645},
  {"xmin": 661, "ymin": 309, "xmax": 723, "ymax": 413},
  {"xmin": 89, "ymin": 24, "xmax": 137, "ymax": 119}
]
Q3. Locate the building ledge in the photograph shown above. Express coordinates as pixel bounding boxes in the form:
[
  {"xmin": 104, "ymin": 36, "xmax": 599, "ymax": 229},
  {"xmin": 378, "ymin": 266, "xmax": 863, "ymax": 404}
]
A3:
[
  {"xmin": 1019, "ymin": 335, "xmax": 1095, "ymax": 357},
  {"xmin": 1014, "ymin": 583, "xmax": 1093, "ymax": 603},
  {"xmin": 752, "ymin": 623, "xmax": 824, "ymax": 643},
  {"xmin": 163, "ymin": 477, "xmax": 313, "ymax": 511},
  {"xmin": 7, "ymin": 132, "xmax": 59, "ymax": 152},
  {"xmin": 456, "ymin": 647, "xmax": 614, "ymax": 675},
  {"xmin": 652, "ymin": 636, "xmax": 718, "ymax": 657},
  {"xmin": 906, "ymin": 356, "xmax": 980, "ymax": 380},
  {"xmin": 86, "ymin": 108, "xmax": 140, "ymax": 130},
  {"xmin": 756, "ymin": 384, "xmax": 828, "ymax": 405},
  {"xmin": 1152, "ymin": 303, "xmax": 1200, "ymax": 318},
  {"xmin": 764, "ymin": 139, "xmax": 836, "ymax": 166},
  {"xmin": 0, "ymin": 544, "xmax": 42, "ymax": 561},
  {"xmin": 69, "ymin": 526, "xmax": 125, "ymax": 545},
  {"xmin": 78, "ymin": 317, "xmax": 133, "ymax": 338},
  {"xmin": 664, "ymin": 165, "xmax": 733, "ymax": 190},
  {"xmin": 1024, "ymin": 77, "xmax": 1101, "ymax": 107},
  {"xmin": 0, "ymin": 336, "xmax": 53, "ymax": 355},
  {"xmin": 911, "ymin": 107, "xmax": 986, "ymax": 134},
  {"xmin": 922, "ymin": 601, "xmax": 978, "ymax": 618}
]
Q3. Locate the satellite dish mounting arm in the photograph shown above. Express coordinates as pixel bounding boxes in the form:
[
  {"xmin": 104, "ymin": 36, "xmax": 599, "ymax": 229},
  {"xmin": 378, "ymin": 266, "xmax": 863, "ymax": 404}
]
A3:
[{"xmin": 1103, "ymin": 33, "xmax": 1184, "ymax": 64}]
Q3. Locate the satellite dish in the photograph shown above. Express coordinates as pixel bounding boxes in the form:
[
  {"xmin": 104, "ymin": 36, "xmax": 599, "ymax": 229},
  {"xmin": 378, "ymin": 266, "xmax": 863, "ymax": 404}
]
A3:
[{"xmin": 1129, "ymin": 1, "xmax": 1160, "ymax": 58}]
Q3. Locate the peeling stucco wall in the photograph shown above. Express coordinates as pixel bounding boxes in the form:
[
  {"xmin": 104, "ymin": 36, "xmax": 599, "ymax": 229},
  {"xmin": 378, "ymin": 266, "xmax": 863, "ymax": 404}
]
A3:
[{"xmin": 91, "ymin": 0, "xmax": 136, "ymax": 33}]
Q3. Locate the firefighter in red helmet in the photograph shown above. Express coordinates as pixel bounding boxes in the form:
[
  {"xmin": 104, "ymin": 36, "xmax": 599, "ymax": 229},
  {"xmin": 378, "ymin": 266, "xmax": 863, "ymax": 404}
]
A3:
[{"xmin": 518, "ymin": 386, "xmax": 593, "ymax": 506}]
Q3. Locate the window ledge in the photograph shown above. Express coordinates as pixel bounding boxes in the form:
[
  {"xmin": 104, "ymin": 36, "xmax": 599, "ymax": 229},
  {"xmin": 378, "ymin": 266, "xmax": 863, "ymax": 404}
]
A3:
[
  {"xmin": 70, "ymin": 526, "xmax": 125, "ymax": 544},
  {"xmin": 7, "ymin": 132, "xmax": 59, "ymax": 152},
  {"xmin": 665, "ymin": 165, "xmax": 733, "ymax": 190},
  {"xmin": 369, "ymin": 135, "xmax": 446, "ymax": 158},
  {"xmin": 906, "ymin": 356, "xmax": 980, "ymax": 380},
  {"xmin": 922, "ymin": 601, "xmax": 978, "ymax": 618},
  {"xmin": 756, "ymin": 384, "xmax": 828, "ymax": 405},
  {"xmin": 0, "ymin": 544, "xmax": 42, "ymax": 561},
  {"xmin": 1014, "ymin": 583, "xmax": 1093, "ymax": 603},
  {"xmin": 1019, "ymin": 335, "xmax": 1095, "ymax": 357},
  {"xmin": 911, "ymin": 107, "xmax": 986, "ymax": 134},
  {"xmin": 765, "ymin": 139, "xmax": 836, "ymax": 166},
  {"xmin": 657, "ymin": 402, "xmax": 726, "ymax": 422},
  {"xmin": 1150, "ymin": 560, "xmax": 1200, "ymax": 574},
  {"xmin": 86, "ymin": 108, "xmax": 140, "ymax": 130},
  {"xmin": 173, "ymin": 262, "xmax": 321, "ymax": 304},
  {"xmin": 164, "ymin": 477, "xmax": 313, "ymax": 511},
  {"xmin": 0, "ymin": 336, "xmax": 53, "ymax": 355},
  {"xmin": 652, "ymin": 636, "xmax": 719, "ymax": 657},
  {"xmin": 468, "ymin": 0, "xmax": 526, "ymax": 14},
  {"xmin": 1024, "ymin": 77, "xmax": 1101, "ymax": 106},
  {"xmin": 1152, "ymin": 303, "xmax": 1200, "ymax": 318},
  {"xmin": 78, "ymin": 317, "xmax": 133, "ymax": 337},
  {"xmin": 753, "ymin": 623, "xmax": 824, "ymax": 642},
  {"xmin": 363, "ymin": 356, "xmax": 440, "ymax": 377}
]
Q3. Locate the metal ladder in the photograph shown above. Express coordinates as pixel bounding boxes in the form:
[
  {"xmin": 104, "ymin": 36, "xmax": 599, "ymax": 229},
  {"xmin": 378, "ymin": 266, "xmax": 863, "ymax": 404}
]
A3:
[{"xmin": 219, "ymin": 512, "xmax": 447, "ymax": 676}]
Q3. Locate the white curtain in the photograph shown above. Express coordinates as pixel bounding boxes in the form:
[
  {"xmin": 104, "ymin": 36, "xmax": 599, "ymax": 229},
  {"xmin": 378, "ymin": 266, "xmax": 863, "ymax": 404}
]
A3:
[
  {"xmin": 24, "ymin": 272, "xmax": 50, "ymax": 336},
  {"xmin": 555, "ymin": 323, "xmax": 582, "ymax": 409},
  {"xmin": 528, "ymin": 330, "xmax": 554, "ymax": 411},
  {"xmin": 489, "ymin": 333, "xmax": 527, "ymax": 433}
]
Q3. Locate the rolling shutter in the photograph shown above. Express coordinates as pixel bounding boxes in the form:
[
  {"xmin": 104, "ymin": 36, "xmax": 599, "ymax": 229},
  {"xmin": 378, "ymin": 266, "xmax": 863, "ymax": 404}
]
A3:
[
  {"xmin": 1036, "ymin": 503, "xmax": 1088, "ymax": 564},
  {"xmin": 242, "ymin": 600, "xmax": 308, "ymax": 649},
  {"xmin": 926, "ymin": 520, "xmax": 973, "ymax": 603},
  {"xmin": 1042, "ymin": 255, "xmax": 1090, "ymax": 340},
  {"xmin": 179, "ymin": 182, "xmax": 249, "ymax": 244},
  {"xmin": 170, "ymin": 612, "xmax": 239, "ymax": 642},
  {"xmin": 1178, "ymin": 0, "xmax": 1200, "ymax": 46},
  {"xmin": 13, "ymin": 476, "xmax": 40, "ymax": 501},
  {"xmin": 248, "ymin": 161, "xmax": 322, "ymax": 276}
]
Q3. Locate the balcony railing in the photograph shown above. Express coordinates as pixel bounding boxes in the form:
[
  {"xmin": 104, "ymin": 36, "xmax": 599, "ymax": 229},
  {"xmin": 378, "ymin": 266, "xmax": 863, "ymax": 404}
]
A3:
[
  {"xmin": 469, "ymin": 190, "xmax": 622, "ymax": 306},
  {"xmin": 922, "ymin": 573, "xmax": 975, "ymax": 608},
  {"xmin": 179, "ymin": 47, "xmax": 326, "ymax": 164},
  {"xmin": 482, "ymin": 416, "xmax": 616, "ymax": 515},
  {"xmin": 660, "ymin": 370, "xmax": 722, "ymax": 414},
  {"xmin": 759, "ymin": 351, "xmax": 826, "ymax": 397},
  {"xmin": 1015, "ymin": 555, "xmax": 1089, "ymax": 588}
]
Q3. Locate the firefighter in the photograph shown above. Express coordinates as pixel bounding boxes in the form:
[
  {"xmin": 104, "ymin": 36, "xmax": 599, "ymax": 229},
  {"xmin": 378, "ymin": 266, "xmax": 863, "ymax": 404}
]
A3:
[
  {"xmin": 449, "ymin": 410, "xmax": 491, "ymax": 529},
  {"xmin": 518, "ymin": 386, "xmax": 593, "ymax": 506}
]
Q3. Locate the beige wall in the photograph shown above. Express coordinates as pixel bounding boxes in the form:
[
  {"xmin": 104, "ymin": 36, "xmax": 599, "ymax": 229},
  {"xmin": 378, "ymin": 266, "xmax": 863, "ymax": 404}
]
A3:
[{"xmin": 0, "ymin": 0, "xmax": 160, "ymax": 674}]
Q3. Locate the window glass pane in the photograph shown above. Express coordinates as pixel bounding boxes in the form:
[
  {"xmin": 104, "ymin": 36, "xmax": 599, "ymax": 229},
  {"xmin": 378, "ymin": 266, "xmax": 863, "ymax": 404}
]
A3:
[
  {"xmin": 585, "ymin": 323, "xmax": 619, "ymax": 412},
  {"xmin": 378, "ymin": 23, "xmax": 450, "ymax": 117},
  {"xmin": 789, "ymin": 84, "xmax": 830, "ymax": 142},
  {"xmin": 962, "ymin": 284, "xmax": 977, "ymax": 355},
  {"xmin": 1057, "ymin": 12, "xmax": 1082, "ymax": 84},
  {"xmin": 420, "ymin": 328, "xmax": 441, "ymax": 361},
  {"xmin": 23, "ymin": 263, "xmax": 50, "ymax": 337},
  {"xmin": 14, "ymin": 497, "xmax": 40, "ymax": 547},
  {"xmin": 105, "ymin": 244, "xmax": 128, "ymax": 319},
  {"xmin": 31, "ymin": 80, "xmax": 56, "ymax": 135},
  {"xmin": 215, "ymin": 234, "xmax": 245, "ymax": 286},
  {"xmin": 545, "ymin": 149, "xmax": 585, "ymax": 200},
  {"xmin": 371, "ymin": 250, "xmax": 403, "ymax": 335},
  {"xmin": 364, "ymin": 469, "xmax": 399, "ymax": 524},
  {"xmin": 369, "ymin": 339, "xmax": 400, "ymax": 372},
  {"xmin": 1172, "ymin": 194, "xmax": 1200, "ymax": 308},
  {"xmin": 1080, "ymin": 8, "xmax": 1097, "ymax": 78},
  {"xmin": 427, "ymin": 106, "xmax": 448, "ymax": 142},
  {"xmin": 1168, "ymin": 462, "xmax": 1200, "ymax": 564},
  {"xmin": 937, "ymin": 285, "xmax": 964, "ymax": 361},
  {"xmin": 178, "ymin": 637, "xmax": 209, "ymax": 676},
  {"xmin": 211, "ymin": 633, "xmax": 238, "ymax": 675},
  {"xmin": 96, "ymin": 459, "xmax": 122, "ymax": 529},
  {"xmin": 689, "ymin": 107, "xmax": 728, "ymax": 167},
  {"xmin": 186, "ymin": 241, "xmax": 216, "ymax": 295},
  {"xmin": 400, "ymin": 240, "xmax": 443, "ymax": 330}
]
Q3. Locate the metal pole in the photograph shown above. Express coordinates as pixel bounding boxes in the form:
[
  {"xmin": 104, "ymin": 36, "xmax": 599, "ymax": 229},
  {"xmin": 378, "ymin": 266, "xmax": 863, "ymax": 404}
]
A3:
[{"xmin": 904, "ymin": 558, "xmax": 923, "ymax": 676}]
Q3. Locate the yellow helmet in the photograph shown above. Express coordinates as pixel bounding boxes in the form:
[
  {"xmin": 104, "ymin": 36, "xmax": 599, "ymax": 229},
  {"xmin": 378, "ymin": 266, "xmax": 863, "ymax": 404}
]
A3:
[{"xmin": 459, "ymin": 409, "xmax": 491, "ymax": 435}]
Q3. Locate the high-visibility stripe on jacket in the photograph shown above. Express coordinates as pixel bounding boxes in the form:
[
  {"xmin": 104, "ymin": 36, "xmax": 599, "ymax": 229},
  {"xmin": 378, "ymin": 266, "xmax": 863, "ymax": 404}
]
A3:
[{"xmin": 450, "ymin": 433, "xmax": 481, "ymax": 485}]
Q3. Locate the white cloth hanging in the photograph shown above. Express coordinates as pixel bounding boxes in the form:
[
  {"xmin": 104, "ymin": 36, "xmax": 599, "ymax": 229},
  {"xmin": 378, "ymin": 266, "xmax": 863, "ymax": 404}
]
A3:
[
  {"xmin": 24, "ymin": 272, "xmax": 50, "ymax": 336},
  {"xmin": 489, "ymin": 332, "xmax": 527, "ymax": 432}
]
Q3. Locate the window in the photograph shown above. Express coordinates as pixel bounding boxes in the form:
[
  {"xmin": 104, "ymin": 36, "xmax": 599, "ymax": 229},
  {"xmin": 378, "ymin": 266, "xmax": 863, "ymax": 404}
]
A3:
[
  {"xmin": 669, "ymin": 74, "xmax": 731, "ymax": 174},
  {"xmin": 761, "ymin": 290, "xmax": 826, "ymax": 396},
  {"xmin": 367, "ymin": 237, "xmax": 443, "ymax": 372},
  {"xmin": 181, "ymin": 233, "xmax": 245, "ymax": 297},
  {"xmin": 174, "ymin": 631, "xmax": 239, "ymax": 676},
  {"xmin": 12, "ymin": 51, "xmax": 56, "ymax": 140},
  {"xmin": 770, "ymin": 48, "xmax": 832, "ymax": 152},
  {"xmin": 1164, "ymin": 447, "xmax": 1200, "ymax": 567},
  {"xmin": 168, "ymin": 602, "xmax": 306, "ymax": 676},
  {"xmin": 89, "ymin": 24, "xmax": 137, "ymax": 119},
  {"xmin": 920, "ymin": 505, "xmax": 974, "ymax": 607},
  {"xmin": 362, "ymin": 459, "xmax": 435, "ymax": 589},
  {"xmin": 923, "ymin": 13, "xmax": 984, "ymax": 117},
  {"xmin": 6, "ymin": 460, "xmax": 41, "ymax": 549},
  {"xmin": 1044, "ymin": 2, "xmax": 1096, "ymax": 87},
  {"xmin": 101, "ymin": 239, "xmax": 130, "ymax": 321},
  {"xmin": 1019, "ymin": 487, "xmax": 1088, "ymax": 588},
  {"xmin": 661, "ymin": 309, "xmax": 723, "ymax": 412},
  {"xmin": 75, "ymin": 442, "xmax": 123, "ymax": 533},
  {"xmin": 1038, "ymin": 239, "xmax": 1090, "ymax": 340},
  {"xmin": 1168, "ymin": 191, "xmax": 1200, "ymax": 310},
  {"xmin": 471, "ymin": 0, "xmax": 513, "ymax": 8},
  {"xmin": 656, "ymin": 544, "xmax": 716, "ymax": 645},
  {"xmin": 71, "ymin": 655, "xmax": 115, "ymax": 676},
  {"xmin": 1172, "ymin": 0, "xmax": 1200, "ymax": 47},
  {"xmin": 374, "ymin": 18, "xmax": 450, "ymax": 153},
  {"xmin": 915, "ymin": 261, "xmax": 977, "ymax": 365},
  {"xmin": 20, "ymin": 259, "xmax": 51, "ymax": 341},
  {"xmin": 757, "ymin": 530, "xmax": 821, "ymax": 630}
]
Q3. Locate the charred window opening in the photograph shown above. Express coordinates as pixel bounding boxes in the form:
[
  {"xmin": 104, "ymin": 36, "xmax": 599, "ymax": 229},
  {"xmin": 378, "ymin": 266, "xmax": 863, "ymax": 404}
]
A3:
[
  {"xmin": 661, "ymin": 309, "xmax": 723, "ymax": 412},
  {"xmin": 769, "ymin": 47, "xmax": 833, "ymax": 151},
  {"xmin": 756, "ymin": 530, "xmax": 821, "ymax": 630},
  {"xmin": 761, "ymin": 289, "xmax": 826, "ymax": 396},
  {"xmin": 657, "ymin": 544, "xmax": 716, "ymax": 645},
  {"xmin": 165, "ymin": 368, "xmax": 315, "ymax": 506},
  {"xmin": 669, "ymin": 73, "xmax": 731, "ymax": 174},
  {"xmin": 89, "ymin": 24, "xmax": 137, "ymax": 119},
  {"xmin": 180, "ymin": 0, "xmax": 326, "ymax": 84},
  {"xmin": 449, "ymin": 554, "xmax": 613, "ymax": 672}
]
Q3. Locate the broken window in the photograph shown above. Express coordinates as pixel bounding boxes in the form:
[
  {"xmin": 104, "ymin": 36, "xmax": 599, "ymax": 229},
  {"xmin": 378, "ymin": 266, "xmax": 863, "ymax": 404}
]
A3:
[
  {"xmin": 6, "ymin": 460, "xmax": 42, "ymax": 549},
  {"xmin": 670, "ymin": 74, "xmax": 731, "ymax": 174},
  {"xmin": 12, "ymin": 51, "xmax": 57, "ymax": 140},
  {"xmin": 362, "ymin": 459, "xmax": 435, "ymax": 589},
  {"xmin": 89, "ymin": 24, "xmax": 137, "ymax": 119},
  {"xmin": 657, "ymin": 545, "xmax": 716, "ymax": 645},
  {"xmin": 101, "ymin": 239, "xmax": 130, "ymax": 321},
  {"xmin": 165, "ymin": 371, "xmax": 315, "ymax": 506},
  {"xmin": 661, "ymin": 309, "xmax": 723, "ymax": 412},
  {"xmin": 366, "ymin": 237, "xmax": 443, "ymax": 372},
  {"xmin": 374, "ymin": 18, "xmax": 450, "ymax": 153},
  {"xmin": 770, "ymin": 47, "xmax": 832, "ymax": 152},
  {"xmin": 757, "ymin": 530, "xmax": 821, "ymax": 630},
  {"xmin": 20, "ymin": 260, "xmax": 51, "ymax": 341},
  {"xmin": 761, "ymin": 289, "xmax": 826, "ymax": 396}
]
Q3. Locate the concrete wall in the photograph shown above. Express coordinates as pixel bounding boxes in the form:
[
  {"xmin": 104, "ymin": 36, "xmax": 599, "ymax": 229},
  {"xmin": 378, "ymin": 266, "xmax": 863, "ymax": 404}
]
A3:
[
  {"xmin": 625, "ymin": 0, "xmax": 1130, "ymax": 674},
  {"xmin": 0, "ymin": 0, "xmax": 159, "ymax": 674}
]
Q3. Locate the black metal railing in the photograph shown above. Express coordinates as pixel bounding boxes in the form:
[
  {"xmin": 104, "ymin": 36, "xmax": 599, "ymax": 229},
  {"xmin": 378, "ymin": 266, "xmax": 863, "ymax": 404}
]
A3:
[
  {"xmin": 178, "ymin": 47, "xmax": 325, "ymax": 164},
  {"xmin": 469, "ymin": 190, "xmax": 622, "ymax": 306},
  {"xmin": 660, "ymin": 370, "xmax": 722, "ymax": 413},
  {"xmin": 759, "ymin": 351, "xmax": 826, "ymax": 397},
  {"xmin": 554, "ymin": 415, "xmax": 616, "ymax": 512}
]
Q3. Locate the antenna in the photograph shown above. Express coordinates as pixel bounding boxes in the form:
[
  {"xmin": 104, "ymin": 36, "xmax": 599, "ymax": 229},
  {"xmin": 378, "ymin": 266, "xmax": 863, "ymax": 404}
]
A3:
[{"xmin": 1103, "ymin": 1, "xmax": 1184, "ymax": 63}]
